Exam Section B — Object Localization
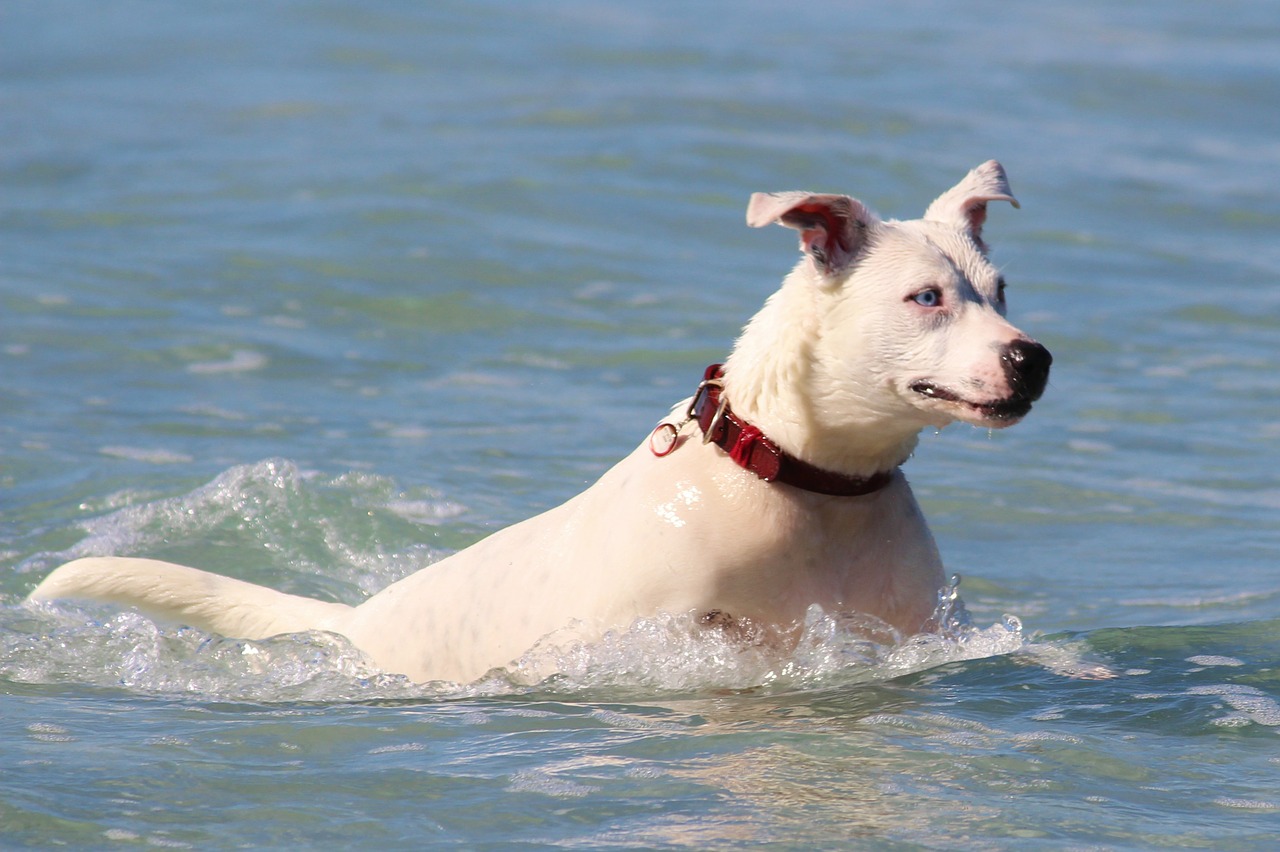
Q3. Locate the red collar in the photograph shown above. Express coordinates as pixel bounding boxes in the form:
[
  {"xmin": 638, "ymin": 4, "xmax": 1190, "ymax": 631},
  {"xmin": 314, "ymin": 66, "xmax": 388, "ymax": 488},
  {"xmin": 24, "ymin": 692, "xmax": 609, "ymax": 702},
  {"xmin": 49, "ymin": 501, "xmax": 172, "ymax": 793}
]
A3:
[{"xmin": 666, "ymin": 364, "xmax": 897, "ymax": 497}]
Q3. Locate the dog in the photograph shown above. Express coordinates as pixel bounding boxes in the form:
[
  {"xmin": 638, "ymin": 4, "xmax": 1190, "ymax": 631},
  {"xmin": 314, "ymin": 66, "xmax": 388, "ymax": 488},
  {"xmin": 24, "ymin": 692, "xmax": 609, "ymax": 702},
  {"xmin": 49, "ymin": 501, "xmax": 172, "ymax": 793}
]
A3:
[{"xmin": 27, "ymin": 161, "xmax": 1051, "ymax": 684}]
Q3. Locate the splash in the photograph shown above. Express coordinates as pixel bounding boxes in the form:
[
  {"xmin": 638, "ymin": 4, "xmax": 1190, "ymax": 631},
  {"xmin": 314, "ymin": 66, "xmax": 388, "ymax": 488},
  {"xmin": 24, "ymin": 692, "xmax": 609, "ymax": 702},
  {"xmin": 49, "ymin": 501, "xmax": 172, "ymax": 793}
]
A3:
[
  {"xmin": 497, "ymin": 576, "xmax": 1025, "ymax": 695},
  {"xmin": 15, "ymin": 459, "xmax": 460, "ymax": 597},
  {"xmin": 7, "ymin": 579, "xmax": 1026, "ymax": 703},
  {"xmin": 8, "ymin": 462, "xmax": 1027, "ymax": 701}
]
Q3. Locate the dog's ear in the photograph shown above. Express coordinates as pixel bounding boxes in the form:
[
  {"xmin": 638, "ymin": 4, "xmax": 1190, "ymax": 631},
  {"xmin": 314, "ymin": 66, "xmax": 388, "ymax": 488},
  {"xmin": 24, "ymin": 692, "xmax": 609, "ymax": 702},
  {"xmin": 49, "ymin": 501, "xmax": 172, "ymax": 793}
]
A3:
[
  {"xmin": 922, "ymin": 160, "xmax": 1019, "ymax": 251},
  {"xmin": 746, "ymin": 192, "xmax": 876, "ymax": 277}
]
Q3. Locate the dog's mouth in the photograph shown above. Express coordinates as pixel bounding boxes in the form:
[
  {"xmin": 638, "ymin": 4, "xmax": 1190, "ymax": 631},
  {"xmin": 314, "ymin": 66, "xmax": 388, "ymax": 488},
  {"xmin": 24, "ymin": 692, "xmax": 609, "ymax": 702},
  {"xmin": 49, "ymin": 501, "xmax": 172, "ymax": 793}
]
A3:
[{"xmin": 910, "ymin": 381, "xmax": 1034, "ymax": 426}]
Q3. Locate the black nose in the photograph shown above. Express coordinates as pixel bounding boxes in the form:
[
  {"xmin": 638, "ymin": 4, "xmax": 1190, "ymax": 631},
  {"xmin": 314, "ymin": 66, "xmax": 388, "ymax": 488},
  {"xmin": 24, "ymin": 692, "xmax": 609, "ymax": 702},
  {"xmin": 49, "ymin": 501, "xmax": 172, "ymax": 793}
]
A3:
[{"xmin": 1001, "ymin": 339, "xmax": 1052, "ymax": 402}]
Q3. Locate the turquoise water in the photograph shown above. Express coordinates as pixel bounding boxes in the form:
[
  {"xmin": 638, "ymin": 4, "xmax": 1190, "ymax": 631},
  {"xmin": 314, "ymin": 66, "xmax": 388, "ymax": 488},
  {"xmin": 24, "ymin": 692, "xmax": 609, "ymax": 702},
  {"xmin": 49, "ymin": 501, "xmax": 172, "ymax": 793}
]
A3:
[{"xmin": 4, "ymin": 1, "xmax": 1280, "ymax": 847}]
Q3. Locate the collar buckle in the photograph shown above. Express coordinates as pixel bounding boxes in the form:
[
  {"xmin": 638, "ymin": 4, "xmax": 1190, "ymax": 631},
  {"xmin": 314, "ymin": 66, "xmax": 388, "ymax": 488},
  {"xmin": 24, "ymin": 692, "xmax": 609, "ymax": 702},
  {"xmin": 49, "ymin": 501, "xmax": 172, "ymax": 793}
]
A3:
[
  {"xmin": 664, "ymin": 364, "xmax": 898, "ymax": 498},
  {"xmin": 687, "ymin": 374, "xmax": 728, "ymax": 444}
]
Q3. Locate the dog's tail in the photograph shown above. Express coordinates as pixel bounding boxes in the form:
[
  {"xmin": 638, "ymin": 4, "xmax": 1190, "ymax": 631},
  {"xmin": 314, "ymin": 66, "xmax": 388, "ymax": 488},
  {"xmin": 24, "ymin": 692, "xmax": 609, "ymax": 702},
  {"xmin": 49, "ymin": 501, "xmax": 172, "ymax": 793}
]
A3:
[{"xmin": 26, "ymin": 557, "xmax": 353, "ymax": 640}]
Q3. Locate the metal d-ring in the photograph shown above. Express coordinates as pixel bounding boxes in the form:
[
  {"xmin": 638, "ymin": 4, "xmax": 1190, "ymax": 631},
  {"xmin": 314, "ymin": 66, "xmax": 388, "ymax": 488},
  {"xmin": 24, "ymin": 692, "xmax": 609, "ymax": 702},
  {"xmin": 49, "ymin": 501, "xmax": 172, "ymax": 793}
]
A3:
[
  {"xmin": 703, "ymin": 395, "xmax": 730, "ymax": 444},
  {"xmin": 687, "ymin": 377, "xmax": 728, "ymax": 445}
]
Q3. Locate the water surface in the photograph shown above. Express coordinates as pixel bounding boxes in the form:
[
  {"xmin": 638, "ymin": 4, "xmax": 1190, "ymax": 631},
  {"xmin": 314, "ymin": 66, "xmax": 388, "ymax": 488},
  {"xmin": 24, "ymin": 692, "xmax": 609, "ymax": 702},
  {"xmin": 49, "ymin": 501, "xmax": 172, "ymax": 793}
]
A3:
[{"xmin": 3, "ymin": 1, "xmax": 1280, "ymax": 847}]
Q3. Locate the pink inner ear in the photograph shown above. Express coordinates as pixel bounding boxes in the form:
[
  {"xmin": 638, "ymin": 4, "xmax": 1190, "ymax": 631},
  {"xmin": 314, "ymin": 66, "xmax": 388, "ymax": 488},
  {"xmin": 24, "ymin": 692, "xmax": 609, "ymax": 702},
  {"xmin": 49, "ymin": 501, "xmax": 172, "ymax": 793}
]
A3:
[
  {"xmin": 782, "ymin": 203, "xmax": 853, "ymax": 261},
  {"xmin": 966, "ymin": 201, "xmax": 989, "ymax": 235}
]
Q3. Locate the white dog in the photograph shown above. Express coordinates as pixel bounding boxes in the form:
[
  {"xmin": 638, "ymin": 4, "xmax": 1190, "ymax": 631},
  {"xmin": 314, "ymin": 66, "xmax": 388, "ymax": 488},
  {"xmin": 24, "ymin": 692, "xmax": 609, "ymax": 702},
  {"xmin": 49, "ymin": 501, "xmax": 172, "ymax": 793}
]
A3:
[{"xmin": 28, "ymin": 161, "xmax": 1050, "ymax": 684}]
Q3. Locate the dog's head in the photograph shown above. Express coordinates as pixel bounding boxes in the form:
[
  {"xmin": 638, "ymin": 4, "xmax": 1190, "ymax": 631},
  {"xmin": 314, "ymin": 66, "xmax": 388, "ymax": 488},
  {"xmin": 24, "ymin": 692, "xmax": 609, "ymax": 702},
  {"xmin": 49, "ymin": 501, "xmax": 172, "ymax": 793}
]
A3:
[{"xmin": 746, "ymin": 161, "xmax": 1051, "ymax": 436}]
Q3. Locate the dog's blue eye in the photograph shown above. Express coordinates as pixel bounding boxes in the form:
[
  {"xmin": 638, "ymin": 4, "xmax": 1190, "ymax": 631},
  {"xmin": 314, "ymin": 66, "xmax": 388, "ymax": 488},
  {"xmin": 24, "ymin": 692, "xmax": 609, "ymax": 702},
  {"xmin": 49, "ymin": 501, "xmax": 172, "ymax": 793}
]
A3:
[{"xmin": 912, "ymin": 289, "xmax": 942, "ymax": 307}]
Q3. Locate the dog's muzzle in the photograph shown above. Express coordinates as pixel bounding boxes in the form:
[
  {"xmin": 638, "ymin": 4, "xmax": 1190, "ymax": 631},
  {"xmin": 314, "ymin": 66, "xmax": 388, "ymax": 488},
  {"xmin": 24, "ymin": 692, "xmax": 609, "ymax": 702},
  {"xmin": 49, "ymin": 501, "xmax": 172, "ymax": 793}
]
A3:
[
  {"xmin": 1003, "ymin": 339, "xmax": 1052, "ymax": 401},
  {"xmin": 990, "ymin": 338, "xmax": 1052, "ymax": 420},
  {"xmin": 910, "ymin": 338, "xmax": 1053, "ymax": 424}
]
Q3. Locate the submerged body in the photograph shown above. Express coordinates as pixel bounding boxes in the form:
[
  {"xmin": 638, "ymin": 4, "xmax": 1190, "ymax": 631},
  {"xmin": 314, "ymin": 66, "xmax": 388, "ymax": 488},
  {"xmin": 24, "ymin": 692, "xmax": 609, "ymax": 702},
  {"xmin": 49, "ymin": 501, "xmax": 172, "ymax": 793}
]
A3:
[
  {"xmin": 34, "ymin": 443, "xmax": 942, "ymax": 683},
  {"xmin": 29, "ymin": 161, "xmax": 1050, "ymax": 684}
]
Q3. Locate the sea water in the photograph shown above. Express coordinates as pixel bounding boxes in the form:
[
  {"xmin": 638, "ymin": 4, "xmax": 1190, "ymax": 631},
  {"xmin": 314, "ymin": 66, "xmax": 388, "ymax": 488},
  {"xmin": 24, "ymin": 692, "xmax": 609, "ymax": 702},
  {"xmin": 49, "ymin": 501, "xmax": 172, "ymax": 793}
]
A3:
[{"xmin": 3, "ymin": 1, "xmax": 1280, "ymax": 847}]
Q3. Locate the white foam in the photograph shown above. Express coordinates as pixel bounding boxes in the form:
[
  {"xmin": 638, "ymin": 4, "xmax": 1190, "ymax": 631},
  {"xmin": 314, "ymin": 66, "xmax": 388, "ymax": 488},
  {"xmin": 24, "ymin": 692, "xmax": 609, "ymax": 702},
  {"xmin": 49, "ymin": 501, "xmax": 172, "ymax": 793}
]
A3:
[
  {"xmin": 1188, "ymin": 684, "xmax": 1280, "ymax": 727},
  {"xmin": 494, "ymin": 600, "xmax": 1025, "ymax": 696},
  {"xmin": 1185, "ymin": 655, "xmax": 1245, "ymax": 668},
  {"xmin": 11, "ymin": 592, "xmax": 1028, "ymax": 702},
  {"xmin": 100, "ymin": 446, "xmax": 194, "ymax": 465},
  {"xmin": 187, "ymin": 349, "xmax": 268, "ymax": 374},
  {"xmin": 368, "ymin": 743, "xmax": 426, "ymax": 755},
  {"xmin": 1213, "ymin": 797, "xmax": 1278, "ymax": 810},
  {"xmin": 506, "ymin": 769, "xmax": 598, "ymax": 798},
  {"xmin": 1020, "ymin": 639, "xmax": 1119, "ymax": 680},
  {"xmin": 385, "ymin": 499, "xmax": 466, "ymax": 523}
]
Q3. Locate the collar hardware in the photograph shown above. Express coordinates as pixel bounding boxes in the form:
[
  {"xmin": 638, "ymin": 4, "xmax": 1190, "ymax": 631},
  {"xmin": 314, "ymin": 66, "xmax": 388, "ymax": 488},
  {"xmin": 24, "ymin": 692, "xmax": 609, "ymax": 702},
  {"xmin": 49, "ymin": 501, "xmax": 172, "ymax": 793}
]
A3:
[{"xmin": 659, "ymin": 364, "xmax": 897, "ymax": 498}]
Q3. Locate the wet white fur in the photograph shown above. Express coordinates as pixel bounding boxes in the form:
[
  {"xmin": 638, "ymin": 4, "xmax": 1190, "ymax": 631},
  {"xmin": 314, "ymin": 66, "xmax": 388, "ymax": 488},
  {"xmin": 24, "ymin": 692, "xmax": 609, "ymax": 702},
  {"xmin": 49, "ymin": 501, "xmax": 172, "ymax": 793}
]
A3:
[{"xmin": 29, "ymin": 162, "xmax": 1042, "ymax": 684}]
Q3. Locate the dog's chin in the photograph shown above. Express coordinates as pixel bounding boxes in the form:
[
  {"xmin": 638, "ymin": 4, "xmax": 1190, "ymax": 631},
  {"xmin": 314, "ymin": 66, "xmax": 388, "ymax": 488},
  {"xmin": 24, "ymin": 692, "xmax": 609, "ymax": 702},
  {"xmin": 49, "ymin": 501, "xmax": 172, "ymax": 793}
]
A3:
[{"xmin": 909, "ymin": 382, "xmax": 1032, "ymax": 429}]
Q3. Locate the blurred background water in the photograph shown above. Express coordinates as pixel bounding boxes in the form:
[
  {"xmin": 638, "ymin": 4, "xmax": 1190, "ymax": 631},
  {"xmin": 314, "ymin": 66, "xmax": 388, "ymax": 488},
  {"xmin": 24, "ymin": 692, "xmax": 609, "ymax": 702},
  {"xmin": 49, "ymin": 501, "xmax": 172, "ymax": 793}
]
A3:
[{"xmin": 3, "ymin": 1, "xmax": 1280, "ymax": 847}]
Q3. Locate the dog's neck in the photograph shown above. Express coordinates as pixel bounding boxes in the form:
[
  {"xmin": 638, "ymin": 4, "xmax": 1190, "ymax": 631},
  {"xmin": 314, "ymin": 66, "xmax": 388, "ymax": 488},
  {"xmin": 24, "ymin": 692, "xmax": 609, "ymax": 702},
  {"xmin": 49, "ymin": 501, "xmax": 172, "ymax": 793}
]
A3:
[{"xmin": 720, "ymin": 265, "xmax": 921, "ymax": 479}]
